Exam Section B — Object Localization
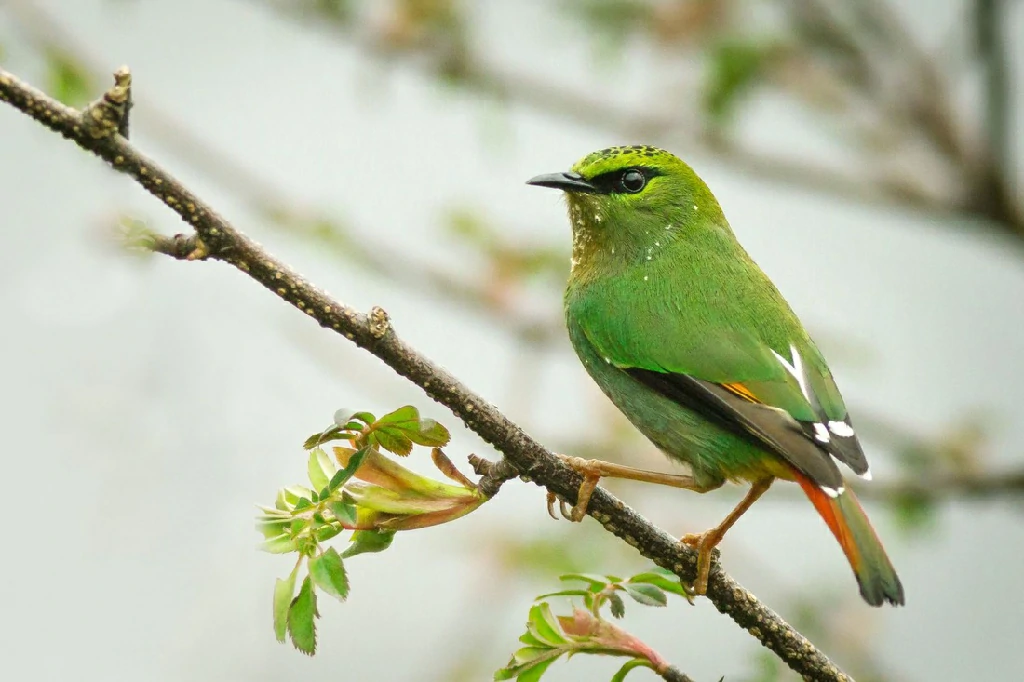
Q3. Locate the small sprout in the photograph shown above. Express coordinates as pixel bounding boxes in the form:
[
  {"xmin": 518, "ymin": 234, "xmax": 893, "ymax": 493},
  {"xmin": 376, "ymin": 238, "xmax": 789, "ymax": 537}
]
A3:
[{"xmin": 496, "ymin": 568, "xmax": 687, "ymax": 680}]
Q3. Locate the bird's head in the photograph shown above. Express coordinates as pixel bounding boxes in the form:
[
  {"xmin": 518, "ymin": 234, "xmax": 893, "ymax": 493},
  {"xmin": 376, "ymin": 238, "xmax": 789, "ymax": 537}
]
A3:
[{"xmin": 528, "ymin": 145, "xmax": 728, "ymax": 273}]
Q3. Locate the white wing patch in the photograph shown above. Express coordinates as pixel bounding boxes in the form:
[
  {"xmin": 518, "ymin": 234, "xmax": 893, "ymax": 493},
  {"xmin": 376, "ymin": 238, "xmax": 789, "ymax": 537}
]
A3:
[
  {"xmin": 828, "ymin": 420, "xmax": 855, "ymax": 437},
  {"xmin": 771, "ymin": 344, "xmax": 811, "ymax": 402},
  {"xmin": 772, "ymin": 345, "xmax": 863, "ymax": 492},
  {"xmin": 813, "ymin": 423, "xmax": 831, "ymax": 443}
]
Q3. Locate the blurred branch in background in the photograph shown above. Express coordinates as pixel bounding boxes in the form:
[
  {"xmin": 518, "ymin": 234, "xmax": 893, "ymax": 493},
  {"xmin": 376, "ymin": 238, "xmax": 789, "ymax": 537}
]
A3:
[
  {"xmin": 973, "ymin": 0, "xmax": 1014, "ymax": 224},
  {"xmin": 3, "ymin": 0, "xmax": 568, "ymax": 347},
  {"xmin": 253, "ymin": 0, "xmax": 1022, "ymax": 239}
]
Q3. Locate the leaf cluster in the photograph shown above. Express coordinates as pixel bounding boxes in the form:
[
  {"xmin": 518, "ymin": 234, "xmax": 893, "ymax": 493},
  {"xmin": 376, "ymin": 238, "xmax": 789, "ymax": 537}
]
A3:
[
  {"xmin": 496, "ymin": 569, "xmax": 691, "ymax": 681},
  {"xmin": 260, "ymin": 405, "xmax": 485, "ymax": 655}
]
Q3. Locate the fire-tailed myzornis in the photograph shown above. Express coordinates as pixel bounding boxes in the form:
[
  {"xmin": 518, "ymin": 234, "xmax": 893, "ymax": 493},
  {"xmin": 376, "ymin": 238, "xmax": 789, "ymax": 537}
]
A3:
[{"xmin": 528, "ymin": 145, "xmax": 904, "ymax": 606}]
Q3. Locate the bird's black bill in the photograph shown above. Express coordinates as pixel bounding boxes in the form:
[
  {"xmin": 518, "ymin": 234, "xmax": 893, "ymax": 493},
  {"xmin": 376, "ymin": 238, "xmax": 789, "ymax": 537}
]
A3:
[{"xmin": 526, "ymin": 171, "xmax": 598, "ymax": 194}]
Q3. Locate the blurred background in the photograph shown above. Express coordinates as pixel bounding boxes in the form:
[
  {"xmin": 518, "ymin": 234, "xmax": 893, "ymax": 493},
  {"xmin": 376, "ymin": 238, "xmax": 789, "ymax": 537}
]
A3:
[{"xmin": 1, "ymin": 0, "xmax": 1022, "ymax": 680}]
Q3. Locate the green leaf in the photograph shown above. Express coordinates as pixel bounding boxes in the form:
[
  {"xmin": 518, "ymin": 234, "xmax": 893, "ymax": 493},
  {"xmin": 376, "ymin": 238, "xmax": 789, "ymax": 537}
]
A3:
[
  {"xmin": 307, "ymin": 448, "xmax": 335, "ymax": 491},
  {"xmin": 373, "ymin": 405, "xmax": 450, "ymax": 449},
  {"xmin": 376, "ymin": 405, "xmax": 419, "ymax": 427},
  {"xmin": 407, "ymin": 418, "xmax": 451, "ymax": 447},
  {"xmin": 608, "ymin": 592, "xmax": 626, "ymax": 619},
  {"xmin": 611, "ymin": 660, "xmax": 653, "ymax": 682},
  {"xmin": 287, "ymin": 576, "xmax": 318, "ymax": 655},
  {"xmin": 493, "ymin": 649, "xmax": 560, "ymax": 682},
  {"xmin": 333, "ymin": 409, "xmax": 358, "ymax": 426},
  {"xmin": 294, "ymin": 497, "xmax": 313, "ymax": 511},
  {"xmin": 334, "ymin": 409, "xmax": 375, "ymax": 427},
  {"xmin": 526, "ymin": 602, "xmax": 567, "ymax": 648},
  {"xmin": 304, "ymin": 425, "xmax": 341, "ymax": 450},
  {"xmin": 314, "ymin": 524, "xmax": 343, "ymax": 542},
  {"xmin": 559, "ymin": 573, "xmax": 612, "ymax": 591},
  {"xmin": 309, "ymin": 547, "xmax": 349, "ymax": 601},
  {"xmin": 341, "ymin": 529, "xmax": 395, "ymax": 558},
  {"xmin": 535, "ymin": 589, "xmax": 593, "ymax": 600},
  {"xmin": 624, "ymin": 583, "xmax": 667, "ymax": 607},
  {"xmin": 256, "ymin": 516, "xmax": 292, "ymax": 539},
  {"xmin": 272, "ymin": 572, "xmax": 297, "ymax": 644},
  {"xmin": 286, "ymin": 484, "xmax": 312, "ymax": 498},
  {"xmin": 516, "ymin": 657, "xmax": 558, "ymax": 682},
  {"xmin": 329, "ymin": 500, "xmax": 358, "ymax": 526},
  {"xmin": 260, "ymin": 533, "xmax": 299, "ymax": 554},
  {"xmin": 371, "ymin": 427, "xmax": 414, "ymax": 456},
  {"xmin": 328, "ymin": 445, "xmax": 370, "ymax": 491},
  {"xmin": 627, "ymin": 570, "xmax": 687, "ymax": 596}
]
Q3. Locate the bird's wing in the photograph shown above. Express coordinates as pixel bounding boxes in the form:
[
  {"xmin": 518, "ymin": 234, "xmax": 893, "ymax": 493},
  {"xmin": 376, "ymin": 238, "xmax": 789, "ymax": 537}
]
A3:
[{"xmin": 571, "ymin": 292, "xmax": 868, "ymax": 491}]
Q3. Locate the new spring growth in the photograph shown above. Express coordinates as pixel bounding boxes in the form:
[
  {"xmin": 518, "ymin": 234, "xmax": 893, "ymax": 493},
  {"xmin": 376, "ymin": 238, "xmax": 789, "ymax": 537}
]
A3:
[{"xmin": 258, "ymin": 405, "xmax": 487, "ymax": 654}]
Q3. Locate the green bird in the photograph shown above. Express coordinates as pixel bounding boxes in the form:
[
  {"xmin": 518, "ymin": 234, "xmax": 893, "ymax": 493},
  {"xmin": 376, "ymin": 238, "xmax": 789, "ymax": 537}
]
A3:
[{"xmin": 527, "ymin": 145, "xmax": 904, "ymax": 607}]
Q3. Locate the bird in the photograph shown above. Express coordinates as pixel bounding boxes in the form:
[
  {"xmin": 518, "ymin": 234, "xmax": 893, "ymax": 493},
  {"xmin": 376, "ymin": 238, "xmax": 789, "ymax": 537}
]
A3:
[{"xmin": 526, "ymin": 145, "xmax": 904, "ymax": 606}]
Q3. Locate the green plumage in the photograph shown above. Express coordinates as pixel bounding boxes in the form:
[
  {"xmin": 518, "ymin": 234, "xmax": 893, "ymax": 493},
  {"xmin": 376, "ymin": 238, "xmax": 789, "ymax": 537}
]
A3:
[{"xmin": 529, "ymin": 145, "xmax": 904, "ymax": 606}]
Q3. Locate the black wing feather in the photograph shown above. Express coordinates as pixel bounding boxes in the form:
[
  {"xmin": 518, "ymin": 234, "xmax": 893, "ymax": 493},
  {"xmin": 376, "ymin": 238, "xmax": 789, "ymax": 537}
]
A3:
[{"xmin": 627, "ymin": 368, "xmax": 845, "ymax": 490}]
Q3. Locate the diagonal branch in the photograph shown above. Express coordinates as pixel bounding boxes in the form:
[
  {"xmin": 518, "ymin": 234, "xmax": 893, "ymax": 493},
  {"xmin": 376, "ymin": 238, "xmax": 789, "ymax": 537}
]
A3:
[{"xmin": 0, "ymin": 65, "xmax": 854, "ymax": 682}]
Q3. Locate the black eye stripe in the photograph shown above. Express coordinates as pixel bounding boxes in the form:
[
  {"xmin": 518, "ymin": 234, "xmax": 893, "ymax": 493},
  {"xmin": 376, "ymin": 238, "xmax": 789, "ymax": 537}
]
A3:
[{"xmin": 587, "ymin": 167, "xmax": 661, "ymax": 195}]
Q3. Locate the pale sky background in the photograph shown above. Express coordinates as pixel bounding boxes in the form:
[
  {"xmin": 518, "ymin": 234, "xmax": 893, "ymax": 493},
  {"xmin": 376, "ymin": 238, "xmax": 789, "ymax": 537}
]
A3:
[{"xmin": 1, "ymin": 1, "xmax": 1023, "ymax": 680}]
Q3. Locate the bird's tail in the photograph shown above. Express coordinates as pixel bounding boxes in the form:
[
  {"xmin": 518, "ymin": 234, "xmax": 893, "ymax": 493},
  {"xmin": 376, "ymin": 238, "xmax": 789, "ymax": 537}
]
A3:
[{"xmin": 794, "ymin": 473, "xmax": 905, "ymax": 607}]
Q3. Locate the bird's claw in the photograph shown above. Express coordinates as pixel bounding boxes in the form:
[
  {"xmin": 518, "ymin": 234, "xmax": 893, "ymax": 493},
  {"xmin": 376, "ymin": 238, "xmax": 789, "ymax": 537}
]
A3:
[
  {"xmin": 680, "ymin": 532, "xmax": 705, "ymax": 547},
  {"xmin": 543, "ymin": 455, "xmax": 603, "ymax": 523},
  {"xmin": 545, "ymin": 491, "xmax": 564, "ymax": 520},
  {"xmin": 678, "ymin": 529, "xmax": 719, "ymax": 596},
  {"xmin": 545, "ymin": 490, "xmax": 587, "ymax": 522}
]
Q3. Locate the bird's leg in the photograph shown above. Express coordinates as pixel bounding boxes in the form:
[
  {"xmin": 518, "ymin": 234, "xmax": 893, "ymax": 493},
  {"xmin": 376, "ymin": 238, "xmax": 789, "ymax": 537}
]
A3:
[
  {"xmin": 681, "ymin": 477, "xmax": 774, "ymax": 595},
  {"xmin": 548, "ymin": 455, "xmax": 721, "ymax": 522}
]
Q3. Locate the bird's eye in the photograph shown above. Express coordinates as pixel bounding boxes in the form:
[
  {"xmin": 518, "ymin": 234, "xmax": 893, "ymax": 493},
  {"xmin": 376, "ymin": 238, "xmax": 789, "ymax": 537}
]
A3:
[{"xmin": 620, "ymin": 169, "xmax": 646, "ymax": 193}]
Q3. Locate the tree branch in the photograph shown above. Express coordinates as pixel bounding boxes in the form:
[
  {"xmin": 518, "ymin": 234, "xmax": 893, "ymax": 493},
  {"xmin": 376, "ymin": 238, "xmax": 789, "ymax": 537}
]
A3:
[{"xmin": 0, "ymin": 65, "xmax": 853, "ymax": 682}]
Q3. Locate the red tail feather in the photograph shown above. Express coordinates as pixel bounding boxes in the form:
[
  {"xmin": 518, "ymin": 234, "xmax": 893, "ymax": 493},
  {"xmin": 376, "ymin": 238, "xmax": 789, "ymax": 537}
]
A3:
[{"xmin": 794, "ymin": 471, "xmax": 905, "ymax": 606}]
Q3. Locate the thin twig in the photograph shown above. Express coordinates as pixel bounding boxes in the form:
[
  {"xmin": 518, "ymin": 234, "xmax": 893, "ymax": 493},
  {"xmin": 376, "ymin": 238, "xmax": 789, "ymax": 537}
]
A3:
[{"xmin": 0, "ymin": 65, "xmax": 854, "ymax": 682}]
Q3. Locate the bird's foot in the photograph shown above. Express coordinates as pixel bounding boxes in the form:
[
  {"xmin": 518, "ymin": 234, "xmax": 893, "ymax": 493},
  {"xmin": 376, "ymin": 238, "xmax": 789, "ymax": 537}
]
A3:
[
  {"xmin": 546, "ymin": 456, "xmax": 711, "ymax": 523},
  {"xmin": 546, "ymin": 455, "xmax": 603, "ymax": 523},
  {"xmin": 679, "ymin": 529, "xmax": 722, "ymax": 596}
]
